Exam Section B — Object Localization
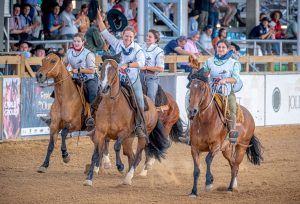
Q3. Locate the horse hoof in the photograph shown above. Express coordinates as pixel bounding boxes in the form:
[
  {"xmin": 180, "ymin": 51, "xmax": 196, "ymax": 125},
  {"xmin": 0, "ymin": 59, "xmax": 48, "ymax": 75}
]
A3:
[
  {"xmin": 37, "ymin": 166, "xmax": 47, "ymax": 173},
  {"xmin": 122, "ymin": 178, "xmax": 132, "ymax": 185},
  {"xmin": 139, "ymin": 170, "xmax": 148, "ymax": 177},
  {"xmin": 103, "ymin": 162, "xmax": 112, "ymax": 169},
  {"xmin": 205, "ymin": 184, "xmax": 213, "ymax": 192},
  {"xmin": 117, "ymin": 164, "xmax": 125, "ymax": 174},
  {"xmin": 63, "ymin": 154, "xmax": 70, "ymax": 163},
  {"xmin": 227, "ymin": 188, "xmax": 233, "ymax": 192},
  {"xmin": 93, "ymin": 166, "xmax": 100, "ymax": 175},
  {"xmin": 83, "ymin": 180, "xmax": 93, "ymax": 186}
]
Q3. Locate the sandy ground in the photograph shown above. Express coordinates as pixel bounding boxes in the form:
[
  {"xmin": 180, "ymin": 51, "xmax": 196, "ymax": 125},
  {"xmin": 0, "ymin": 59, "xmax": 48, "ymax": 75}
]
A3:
[{"xmin": 0, "ymin": 125, "xmax": 300, "ymax": 204}]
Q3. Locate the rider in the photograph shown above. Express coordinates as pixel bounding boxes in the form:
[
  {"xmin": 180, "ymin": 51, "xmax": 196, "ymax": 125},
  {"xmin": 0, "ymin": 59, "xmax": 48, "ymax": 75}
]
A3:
[
  {"xmin": 65, "ymin": 33, "xmax": 98, "ymax": 128},
  {"xmin": 203, "ymin": 39, "xmax": 242, "ymax": 144},
  {"xmin": 140, "ymin": 29, "xmax": 164, "ymax": 102},
  {"xmin": 96, "ymin": 9, "xmax": 146, "ymax": 139}
]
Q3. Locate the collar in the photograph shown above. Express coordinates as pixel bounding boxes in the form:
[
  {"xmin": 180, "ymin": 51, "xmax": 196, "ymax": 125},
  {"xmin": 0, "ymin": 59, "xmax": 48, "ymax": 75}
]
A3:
[{"xmin": 146, "ymin": 43, "xmax": 158, "ymax": 52}]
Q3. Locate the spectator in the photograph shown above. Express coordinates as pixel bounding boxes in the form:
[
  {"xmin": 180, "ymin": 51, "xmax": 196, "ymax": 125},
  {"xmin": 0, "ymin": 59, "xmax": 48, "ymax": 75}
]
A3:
[
  {"xmin": 208, "ymin": 0, "xmax": 219, "ymax": 31},
  {"xmin": 46, "ymin": 3, "xmax": 64, "ymax": 40},
  {"xmin": 85, "ymin": 19, "xmax": 107, "ymax": 53},
  {"xmin": 188, "ymin": 10, "xmax": 200, "ymax": 37},
  {"xmin": 259, "ymin": 12, "xmax": 267, "ymax": 21},
  {"xmin": 77, "ymin": 4, "xmax": 90, "ymax": 34},
  {"xmin": 128, "ymin": 0, "xmax": 138, "ymax": 32},
  {"xmin": 212, "ymin": 27, "xmax": 227, "ymax": 50},
  {"xmin": 20, "ymin": 3, "xmax": 34, "ymax": 40},
  {"xmin": 30, "ymin": 44, "xmax": 48, "ymax": 72},
  {"xmin": 31, "ymin": 7, "xmax": 43, "ymax": 40},
  {"xmin": 270, "ymin": 10, "xmax": 285, "ymax": 39},
  {"xmin": 217, "ymin": 0, "xmax": 237, "ymax": 27},
  {"xmin": 194, "ymin": 0, "xmax": 209, "ymax": 31},
  {"xmin": 182, "ymin": 31, "xmax": 201, "ymax": 72},
  {"xmin": 286, "ymin": 15, "xmax": 298, "ymax": 39},
  {"xmin": 16, "ymin": 40, "xmax": 32, "ymax": 58},
  {"xmin": 164, "ymin": 36, "xmax": 195, "ymax": 57},
  {"xmin": 59, "ymin": 0, "xmax": 80, "ymax": 39},
  {"xmin": 199, "ymin": 25, "xmax": 215, "ymax": 55},
  {"xmin": 230, "ymin": 41, "xmax": 241, "ymax": 60},
  {"xmin": 107, "ymin": 0, "xmax": 116, "ymax": 12},
  {"xmin": 9, "ymin": 4, "xmax": 26, "ymax": 40}
]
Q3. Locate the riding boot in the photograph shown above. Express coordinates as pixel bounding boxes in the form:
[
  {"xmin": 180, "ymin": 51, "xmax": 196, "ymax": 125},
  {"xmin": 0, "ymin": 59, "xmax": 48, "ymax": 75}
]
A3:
[
  {"xmin": 134, "ymin": 107, "xmax": 147, "ymax": 140},
  {"xmin": 228, "ymin": 115, "xmax": 239, "ymax": 144},
  {"xmin": 85, "ymin": 105, "xmax": 95, "ymax": 129}
]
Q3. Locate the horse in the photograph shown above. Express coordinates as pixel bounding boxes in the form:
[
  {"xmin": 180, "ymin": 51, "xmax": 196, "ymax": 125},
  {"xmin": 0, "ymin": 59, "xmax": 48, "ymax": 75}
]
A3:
[
  {"xmin": 35, "ymin": 53, "xmax": 112, "ymax": 173},
  {"xmin": 187, "ymin": 69, "xmax": 263, "ymax": 197},
  {"xmin": 84, "ymin": 57, "xmax": 170, "ymax": 186}
]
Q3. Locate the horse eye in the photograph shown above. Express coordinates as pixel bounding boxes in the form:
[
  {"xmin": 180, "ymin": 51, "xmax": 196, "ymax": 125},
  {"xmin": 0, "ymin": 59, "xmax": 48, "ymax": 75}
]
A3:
[{"xmin": 50, "ymin": 59, "xmax": 56, "ymax": 64}]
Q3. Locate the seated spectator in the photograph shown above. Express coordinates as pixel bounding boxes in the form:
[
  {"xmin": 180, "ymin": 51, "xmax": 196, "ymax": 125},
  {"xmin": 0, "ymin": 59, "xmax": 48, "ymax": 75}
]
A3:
[
  {"xmin": 181, "ymin": 31, "xmax": 201, "ymax": 72},
  {"xmin": 286, "ymin": 15, "xmax": 298, "ymax": 39},
  {"xmin": 217, "ymin": 0, "xmax": 237, "ymax": 27},
  {"xmin": 77, "ymin": 4, "xmax": 90, "ymax": 34},
  {"xmin": 59, "ymin": 0, "xmax": 80, "ymax": 39},
  {"xmin": 248, "ymin": 17, "xmax": 274, "ymax": 40},
  {"xmin": 212, "ymin": 27, "xmax": 227, "ymax": 50},
  {"xmin": 9, "ymin": 4, "xmax": 27, "ymax": 40},
  {"xmin": 20, "ymin": 3, "xmax": 35, "ymax": 40},
  {"xmin": 230, "ymin": 41, "xmax": 241, "ymax": 60},
  {"xmin": 164, "ymin": 35, "xmax": 194, "ymax": 56},
  {"xmin": 270, "ymin": 10, "xmax": 285, "ymax": 39},
  {"xmin": 46, "ymin": 2, "xmax": 64, "ymax": 40},
  {"xmin": 199, "ymin": 25, "xmax": 215, "ymax": 55},
  {"xmin": 188, "ymin": 10, "xmax": 200, "ymax": 37},
  {"xmin": 31, "ymin": 7, "xmax": 43, "ymax": 40},
  {"xmin": 259, "ymin": 12, "xmax": 267, "ymax": 21},
  {"xmin": 30, "ymin": 44, "xmax": 48, "ymax": 72}
]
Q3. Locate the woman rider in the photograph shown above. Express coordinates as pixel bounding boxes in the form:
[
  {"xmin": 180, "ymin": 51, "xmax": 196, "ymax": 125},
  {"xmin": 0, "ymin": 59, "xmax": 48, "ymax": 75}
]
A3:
[
  {"xmin": 202, "ymin": 39, "xmax": 242, "ymax": 144},
  {"xmin": 140, "ymin": 29, "xmax": 164, "ymax": 102},
  {"xmin": 96, "ymin": 9, "xmax": 146, "ymax": 138},
  {"xmin": 65, "ymin": 33, "xmax": 98, "ymax": 128}
]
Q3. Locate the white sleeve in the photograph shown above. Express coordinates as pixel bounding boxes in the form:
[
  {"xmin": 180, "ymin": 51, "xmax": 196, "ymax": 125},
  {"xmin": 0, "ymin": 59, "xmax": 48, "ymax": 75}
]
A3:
[
  {"xmin": 135, "ymin": 49, "xmax": 145, "ymax": 69},
  {"xmin": 155, "ymin": 51, "xmax": 164, "ymax": 69},
  {"xmin": 86, "ymin": 52, "xmax": 96, "ymax": 69},
  {"xmin": 101, "ymin": 29, "xmax": 119, "ymax": 51}
]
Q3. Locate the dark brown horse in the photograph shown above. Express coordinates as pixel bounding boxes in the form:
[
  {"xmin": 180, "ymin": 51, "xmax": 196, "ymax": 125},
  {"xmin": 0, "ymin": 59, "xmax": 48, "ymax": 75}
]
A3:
[
  {"xmin": 187, "ymin": 69, "xmax": 263, "ymax": 197},
  {"xmin": 84, "ymin": 58, "xmax": 169, "ymax": 186},
  {"xmin": 35, "ymin": 53, "xmax": 111, "ymax": 173}
]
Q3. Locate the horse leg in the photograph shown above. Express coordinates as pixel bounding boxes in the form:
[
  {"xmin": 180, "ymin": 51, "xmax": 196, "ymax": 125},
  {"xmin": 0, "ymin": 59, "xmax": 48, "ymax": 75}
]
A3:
[
  {"xmin": 139, "ymin": 154, "xmax": 155, "ymax": 177},
  {"xmin": 61, "ymin": 128, "xmax": 70, "ymax": 163},
  {"xmin": 84, "ymin": 146, "xmax": 100, "ymax": 186},
  {"xmin": 102, "ymin": 138, "xmax": 112, "ymax": 169},
  {"xmin": 205, "ymin": 152, "xmax": 215, "ymax": 192},
  {"xmin": 114, "ymin": 137, "xmax": 125, "ymax": 173},
  {"xmin": 190, "ymin": 147, "xmax": 201, "ymax": 197},
  {"xmin": 227, "ymin": 145, "xmax": 246, "ymax": 192},
  {"xmin": 37, "ymin": 131, "xmax": 58, "ymax": 173}
]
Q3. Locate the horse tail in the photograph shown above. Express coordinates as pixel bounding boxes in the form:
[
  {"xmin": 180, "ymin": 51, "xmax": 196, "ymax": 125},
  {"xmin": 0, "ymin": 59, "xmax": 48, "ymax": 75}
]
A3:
[
  {"xmin": 146, "ymin": 119, "xmax": 170, "ymax": 162},
  {"xmin": 246, "ymin": 134, "xmax": 264, "ymax": 165},
  {"xmin": 169, "ymin": 118, "xmax": 185, "ymax": 142}
]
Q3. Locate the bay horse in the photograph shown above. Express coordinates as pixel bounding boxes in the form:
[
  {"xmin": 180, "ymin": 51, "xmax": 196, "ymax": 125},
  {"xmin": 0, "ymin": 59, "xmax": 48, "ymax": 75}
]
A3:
[
  {"xmin": 187, "ymin": 69, "xmax": 263, "ymax": 197},
  {"xmin": 84, "ymin": 57, "xmax": 169, "ymax": 186},
  {"xmin": 35, "ymin": 53, "xmax": 111, "ymax": 173}
]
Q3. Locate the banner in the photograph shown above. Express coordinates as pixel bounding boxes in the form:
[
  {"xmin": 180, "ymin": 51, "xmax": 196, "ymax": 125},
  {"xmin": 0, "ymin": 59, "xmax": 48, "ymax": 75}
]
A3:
[
  {"xmin": 0, "ymin": 78, "xmax": 3, "ymax": 140},
  {"xmin": 21, "ymin": 78, "xmax": 54, "ymax": 136},
  {"xmin": 265, "ymin": 74, "xmax": 300, "ymax": 125},
  {"xmin": 2, "ymin": 78, "xmax": 21, "ymax": 140}
]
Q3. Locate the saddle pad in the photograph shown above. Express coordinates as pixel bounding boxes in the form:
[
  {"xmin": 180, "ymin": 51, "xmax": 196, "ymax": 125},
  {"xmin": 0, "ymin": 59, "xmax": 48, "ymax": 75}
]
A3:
[{"xmin": 214, "ymin": 94, "xmax": 244, "ymax": 123}]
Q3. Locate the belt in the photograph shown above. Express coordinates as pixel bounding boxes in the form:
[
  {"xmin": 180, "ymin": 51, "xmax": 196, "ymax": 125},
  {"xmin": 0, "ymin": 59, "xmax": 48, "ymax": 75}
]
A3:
[{"xmin": 142, "ymin": 70, "xmax": 155, "ymax": 74}]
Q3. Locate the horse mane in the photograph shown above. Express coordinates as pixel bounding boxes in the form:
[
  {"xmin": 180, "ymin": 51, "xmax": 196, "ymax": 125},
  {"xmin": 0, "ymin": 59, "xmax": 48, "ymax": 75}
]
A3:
[
  {"xmin": 47, "ymin": 51, "xmax": 65, "ymax": 58},
  {"xmin": 102, "ymin": 52, "xmax": 121, "ymax": 64},
  {"xmin": 186, "ymin": 68, "xmax": 208, "ymax": 88}
]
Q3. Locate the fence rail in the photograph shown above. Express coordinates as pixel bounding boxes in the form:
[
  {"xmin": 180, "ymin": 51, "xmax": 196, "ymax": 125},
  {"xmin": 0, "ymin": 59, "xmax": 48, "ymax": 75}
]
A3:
[{"xmin": 0, "ymin": 54, "xmax": 299, "ymax": 78}]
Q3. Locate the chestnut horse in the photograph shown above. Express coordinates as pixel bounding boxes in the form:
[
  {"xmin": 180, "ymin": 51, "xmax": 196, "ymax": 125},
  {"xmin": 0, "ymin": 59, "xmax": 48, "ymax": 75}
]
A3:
[
  {"xmin": 84, "ymin": 58, "xmax": 169, "ymax": 186},
  {"xmin": 35, "ymin": 53, "xmax": 111, "ymax": 173},
  {"xmin": 187, "ymin": 69, "xmax": 263, "ymax": 197}
]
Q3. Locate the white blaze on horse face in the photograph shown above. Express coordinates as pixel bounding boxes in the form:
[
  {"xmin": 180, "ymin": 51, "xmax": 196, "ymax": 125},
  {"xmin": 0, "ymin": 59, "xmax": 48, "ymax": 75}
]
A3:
[
  {"xmin": 193, "ymin": 83, "xmax": 198, "ymax": 88},
  {"xmin": 101, "ymin": 63, "xmax": 111, "ymax": 87}
]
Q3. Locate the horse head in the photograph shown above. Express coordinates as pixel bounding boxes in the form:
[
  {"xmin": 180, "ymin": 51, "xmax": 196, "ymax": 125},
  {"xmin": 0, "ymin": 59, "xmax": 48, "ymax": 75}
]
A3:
[
  {"xmin": 98, "ymin": 56, "xmax": 119, "ymax": 96},
  {"xmin": 36, "ymin": 52, "xmax": 63, "ymax": 84},
  {"xmin": 187, "ymin": 69, "xmax": 210, "ymax": 120}
]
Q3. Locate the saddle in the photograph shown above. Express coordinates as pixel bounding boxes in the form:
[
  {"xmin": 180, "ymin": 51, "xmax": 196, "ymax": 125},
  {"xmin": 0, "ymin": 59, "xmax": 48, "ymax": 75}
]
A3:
[
  {"xmin": 214, "ymin": 94, "xmax": 244, "ymax": 123},
  {"xmin": 141, "ymin": 83, "xmax": 168, "ymax": 107},
  {"xmin": 121, "ymin": 84, "xmax": 149, "ymax": 112}
]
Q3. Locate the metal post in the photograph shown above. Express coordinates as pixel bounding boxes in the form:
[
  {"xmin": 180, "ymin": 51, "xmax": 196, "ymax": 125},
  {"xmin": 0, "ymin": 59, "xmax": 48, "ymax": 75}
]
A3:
[
  {"xmin": 137, "ymin": 0, "xmax": 145, "ymax": 43},
  {"xmin": 279, "ymin": 41, "xmax": 282, "ymax": 70},
  {"xmin": 179, "ymin": 0, "xmax": 188, "ymax": 36}
]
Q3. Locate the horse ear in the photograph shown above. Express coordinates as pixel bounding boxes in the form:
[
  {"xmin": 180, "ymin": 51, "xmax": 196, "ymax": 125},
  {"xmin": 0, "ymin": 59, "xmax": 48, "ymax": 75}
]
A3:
[{"xmin": 115, "ymin": 52, "xmax": 122, "ymax": 64}]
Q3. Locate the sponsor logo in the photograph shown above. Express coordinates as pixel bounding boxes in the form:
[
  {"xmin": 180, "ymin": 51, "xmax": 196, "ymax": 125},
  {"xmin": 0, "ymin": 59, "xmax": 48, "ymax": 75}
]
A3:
[
  {"xmin": 288, "ymin": 95, "xmax": 300, "ymax": 112},
  {"xmin": 272, "ymin": 87, "xmax": 281, "ymax": 112}
]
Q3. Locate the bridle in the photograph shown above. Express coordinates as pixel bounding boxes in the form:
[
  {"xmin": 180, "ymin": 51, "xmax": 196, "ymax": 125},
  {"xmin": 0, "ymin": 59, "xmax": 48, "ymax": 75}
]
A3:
[{"xmin": 101, "ymin": 59, "xmax": 120, "ymax": 100}]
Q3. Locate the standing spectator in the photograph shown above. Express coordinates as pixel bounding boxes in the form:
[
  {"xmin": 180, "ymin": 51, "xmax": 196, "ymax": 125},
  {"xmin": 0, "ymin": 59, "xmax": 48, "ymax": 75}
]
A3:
[
  {"xmin": 77, "ymin": 4, "xmax": 90, "ymax": 34},
  {"xmin": 194, "ymin": 0, "xmax": 209, "ymax": 31},
  {"xmin": 20, "ymin": 3, "xmax": 34, "ymax": 40},
  {"xmin": 59, "ymin": 0, "xmax": 80, "ymax": 39},
  {"xmin": 208, "ymin": 0, "xmax": 219, "ymax": 31},
  {"xmin": 212, "ymin": 27, "xmax": 227, "ymax": 50},
  {"xmin": 182, "ymin": 31, "xmax": 201, "ymax": 72},
  {"xmin": 9, "ymin": 4, "xmax": 26, "ymax": 40},
  {"xmin": 188, "ymin": 10, "xmax": 200, "ymax": 37},
  {"xmin": 199, "ymin": 25, "xmax": 215, "ymax": 55},
  {"xmin": 217, "ymin": 0, "xmax": 237, "ymax": 27},
  {"xmin": 286, "ymin": 15, "xmax": 298, "ymax": 39}
]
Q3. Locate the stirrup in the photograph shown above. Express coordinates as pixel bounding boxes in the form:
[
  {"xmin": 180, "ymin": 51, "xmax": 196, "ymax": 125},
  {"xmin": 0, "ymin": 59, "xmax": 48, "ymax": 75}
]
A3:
[
  {"xmin": 228, "ymin": 130, "xmax": 239, "ymax": 144},
  {"xmin": 178, "ymin": 136, "xmax": 190, "ymax": 145},
  {"xmin": 85, "ymin": 117, "xmax": 95, "ymax": 128}
]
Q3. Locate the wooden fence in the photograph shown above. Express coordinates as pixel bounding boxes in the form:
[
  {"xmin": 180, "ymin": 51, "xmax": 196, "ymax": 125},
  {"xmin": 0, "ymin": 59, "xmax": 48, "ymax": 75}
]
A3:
[{"xmin": 0, "ymin": 54, "xmax": 300, "ymax": 78}]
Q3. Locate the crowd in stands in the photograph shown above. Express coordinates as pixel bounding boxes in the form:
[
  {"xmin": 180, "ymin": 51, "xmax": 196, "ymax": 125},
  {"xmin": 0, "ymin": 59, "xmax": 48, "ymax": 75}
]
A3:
[{"xmin": 7, "ymin": 0, "xmax": 299, "ymax": 74}]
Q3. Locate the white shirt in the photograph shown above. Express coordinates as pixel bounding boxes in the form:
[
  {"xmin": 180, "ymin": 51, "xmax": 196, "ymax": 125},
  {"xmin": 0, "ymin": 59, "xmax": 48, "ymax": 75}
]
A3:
[
  {"xmin": 59, "ymin": 11, "xmax": 78, "ymax": 35},
  {"xmin": 141, "ymin": 43, "xmax": 164, "ymax": 71},
  {"xmin": 200, "ymin": 32, "xmax": 213, "ymax": 50},
  {"xmin": 101, "ymin": 29, "xmax": 145, "ymax": 83}
]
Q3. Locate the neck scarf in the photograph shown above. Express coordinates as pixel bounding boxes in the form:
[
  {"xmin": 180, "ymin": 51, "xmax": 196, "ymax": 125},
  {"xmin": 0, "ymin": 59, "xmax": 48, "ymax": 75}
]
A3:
[
  {"xmin": 121, "ymin": 46, "xmax": 134, "ymax": 56},
  {"xmin": 215, "ymin": 50, "xmax": 233, "ymax": 60}
]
